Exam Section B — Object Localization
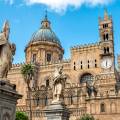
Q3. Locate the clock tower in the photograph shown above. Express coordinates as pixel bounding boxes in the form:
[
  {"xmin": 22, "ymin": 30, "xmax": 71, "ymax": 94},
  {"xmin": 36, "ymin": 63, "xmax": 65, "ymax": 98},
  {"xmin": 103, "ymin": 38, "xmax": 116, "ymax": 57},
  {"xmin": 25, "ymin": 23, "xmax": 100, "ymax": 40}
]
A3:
[{"xmin": 99, "ymin": 9, "xmax": 115, "ymax": 73}]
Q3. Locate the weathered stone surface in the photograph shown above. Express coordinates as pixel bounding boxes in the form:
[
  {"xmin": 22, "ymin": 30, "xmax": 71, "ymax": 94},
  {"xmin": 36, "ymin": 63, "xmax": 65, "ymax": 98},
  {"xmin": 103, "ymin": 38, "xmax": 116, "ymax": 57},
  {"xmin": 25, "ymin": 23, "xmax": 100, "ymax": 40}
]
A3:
[
  {"xmin": 45, "ymin": 102, "xmax": 70, "ymax": 120},
  {"xmin": 0, "ymin": 80, "xmax": 22, "ymax": 120}
]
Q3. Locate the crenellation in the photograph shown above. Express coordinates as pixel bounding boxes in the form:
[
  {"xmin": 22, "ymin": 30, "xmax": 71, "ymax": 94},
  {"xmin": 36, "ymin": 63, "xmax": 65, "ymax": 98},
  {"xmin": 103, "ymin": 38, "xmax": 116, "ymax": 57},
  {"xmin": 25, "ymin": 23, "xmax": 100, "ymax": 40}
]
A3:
[{"xmin": 71, "ymin": 42, "xmax": 100, "ymax": 52}]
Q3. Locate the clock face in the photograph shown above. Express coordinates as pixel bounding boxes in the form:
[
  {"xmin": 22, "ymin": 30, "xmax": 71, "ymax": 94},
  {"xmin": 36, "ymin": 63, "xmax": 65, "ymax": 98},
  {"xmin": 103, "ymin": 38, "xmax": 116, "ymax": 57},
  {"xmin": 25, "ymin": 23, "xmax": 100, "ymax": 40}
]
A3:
[{"xmin": 101, "ymin": 57, "xmax": 112, "ymax": 69}]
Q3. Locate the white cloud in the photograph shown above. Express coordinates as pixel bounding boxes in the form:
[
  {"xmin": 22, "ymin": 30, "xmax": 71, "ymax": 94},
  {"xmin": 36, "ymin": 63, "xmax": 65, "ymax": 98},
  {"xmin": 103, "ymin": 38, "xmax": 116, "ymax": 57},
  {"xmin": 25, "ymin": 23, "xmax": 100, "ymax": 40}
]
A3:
[
  {"xmin": 2, "ymin": 0, "xmax": 113, "ymax": 12},
  {"xmin": 25, "ymin": 0, "xmax": 113, "ymax": 12}
]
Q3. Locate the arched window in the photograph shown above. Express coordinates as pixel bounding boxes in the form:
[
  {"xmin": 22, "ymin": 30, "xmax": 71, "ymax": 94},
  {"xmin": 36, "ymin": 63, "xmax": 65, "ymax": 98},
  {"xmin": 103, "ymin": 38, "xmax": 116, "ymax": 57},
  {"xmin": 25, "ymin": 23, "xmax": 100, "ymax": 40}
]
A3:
[
  {"xmin": 80, "ymin": 73, "xmax": 94, "ymax": 84},
  {"xmin": 107, "ymin": 47, "xmax": 109, "ymax": 53},
  {"xmin": 70, "ymin": 95, "xmax": 73, "ymax": 105},
  {"xmin": 100, "ymin": 103, "xmax": 105, "ymax": 112},
  {"xmin": 104, "ymin": 47, "xmax": 106, "ymax": 54},
  {"xmin": 47, "ymin": 53, "xmax": 51, "ymax": 62},
  {"xmin": 111, "ymin": 102, "xmax": 116, "ymax": 113},
  {"xmin": 32, "ymin": 54, "xmax": 36, "ymax": 63},
  {"xmin": 74, "ymin": 62, "xmax": 76, "ymax": 70},
  {"xmin": 95, "ymin": 59, "xmax": 97, "ymax": 68},
  {"xmin": 46, "ymin": 79, "xmax": 49, "ymax": 87},
  {"xmin": 106, "ymin": 33, "xmax": 109, "ymax": 40}
]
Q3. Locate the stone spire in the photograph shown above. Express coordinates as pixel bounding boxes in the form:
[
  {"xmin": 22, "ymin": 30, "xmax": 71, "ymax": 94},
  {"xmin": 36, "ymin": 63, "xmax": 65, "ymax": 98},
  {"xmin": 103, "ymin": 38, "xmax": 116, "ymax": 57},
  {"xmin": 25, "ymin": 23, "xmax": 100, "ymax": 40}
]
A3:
[
  {"xmin": 41, "ymin": 10, "xmax": 51, "ymax": 29},
  {"xmin": 104, "ymin": 8, "xmax": 109, "ymax": 20}
]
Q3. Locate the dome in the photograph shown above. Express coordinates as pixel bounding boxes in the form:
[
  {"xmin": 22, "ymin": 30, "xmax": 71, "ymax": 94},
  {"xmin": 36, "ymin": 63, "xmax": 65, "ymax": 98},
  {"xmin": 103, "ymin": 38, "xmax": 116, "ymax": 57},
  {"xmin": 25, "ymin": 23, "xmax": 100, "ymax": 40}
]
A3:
[{"xmin": 29, "ymin": 14, "xmax": 62, "ymax": 47}]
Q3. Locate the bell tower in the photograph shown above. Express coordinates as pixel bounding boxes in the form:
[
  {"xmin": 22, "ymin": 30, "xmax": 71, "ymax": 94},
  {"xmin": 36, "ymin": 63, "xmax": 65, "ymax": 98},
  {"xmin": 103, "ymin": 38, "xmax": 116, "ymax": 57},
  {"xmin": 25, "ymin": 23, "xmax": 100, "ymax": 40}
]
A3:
[{"xmin": 99, "ymin": 9, "xmax": 115, "ymax": 72}]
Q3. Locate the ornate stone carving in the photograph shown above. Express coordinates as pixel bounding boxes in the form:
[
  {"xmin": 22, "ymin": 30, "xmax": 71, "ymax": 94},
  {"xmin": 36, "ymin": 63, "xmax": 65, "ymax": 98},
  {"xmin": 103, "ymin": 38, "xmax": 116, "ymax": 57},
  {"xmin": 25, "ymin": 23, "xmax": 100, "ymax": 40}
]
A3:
[
  {"xmin": 52, "ymin": 66, "xmax": 67, "ymax": 103},
  {"xmin": 0, "ymin": 21, "xmax": 16, "ymax": 78}
]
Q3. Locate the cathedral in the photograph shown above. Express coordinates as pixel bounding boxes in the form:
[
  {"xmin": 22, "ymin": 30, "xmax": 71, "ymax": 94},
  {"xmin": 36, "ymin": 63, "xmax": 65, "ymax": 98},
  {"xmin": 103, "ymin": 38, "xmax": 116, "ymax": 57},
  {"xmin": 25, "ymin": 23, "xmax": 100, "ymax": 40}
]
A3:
[{"xmin": 7, "ymin": 10, "xmax": 120, "ymax": 120}]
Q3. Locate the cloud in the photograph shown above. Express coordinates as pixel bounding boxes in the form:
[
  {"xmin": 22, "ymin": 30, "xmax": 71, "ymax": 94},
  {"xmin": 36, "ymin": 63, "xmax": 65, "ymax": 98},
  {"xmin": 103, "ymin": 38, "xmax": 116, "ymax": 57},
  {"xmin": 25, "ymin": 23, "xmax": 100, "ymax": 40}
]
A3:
[
  {"xmin": 25, "ymin": 0, "xmax": 113, "ymax": 12},
  {"xmin": 2, "ymin": 0, "xmax": 113, "ymax": 12}
]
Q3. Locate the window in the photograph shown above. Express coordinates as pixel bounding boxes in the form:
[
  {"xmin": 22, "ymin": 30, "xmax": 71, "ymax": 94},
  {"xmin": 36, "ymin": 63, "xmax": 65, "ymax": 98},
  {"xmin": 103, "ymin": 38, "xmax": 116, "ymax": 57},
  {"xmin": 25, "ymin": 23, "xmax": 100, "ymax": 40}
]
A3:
[
  {"xmin": 46, "ymin": 79, "xmax": 49, "ymax": 87},
  {"xmin": 32, "ymin": 54, "xmax": 36, "ymax": 63},
  {"xmin": 88, "ymin": 60, "xmax": 90, "ymax": 69},
  {"xmin": 104, "ymin": 47, "xmax": 109, "ymax": 54},
  {"xmin": 70, "ymin": 95, "xmax": 73, "ymax": 105},
  {"xmin": 104, "ymin": 47, "xmax": 106, "ymax": 54},
  {"xmin": 100, "ymin": 103, "xmax": 105, "ymax": 112},
  {"xmin": 59, "ymin": 54, "xmax": 62, "ymax": 61},
  {"xmin": 81, "ymin": 65, "xmax": 83, "ymax": 69},
  {"xmin": 103, "ymin": 24, "xmax": 108, "ymax": 28},
  {"xmin": 106, "ymin": 33, "xmax": 109, "ymax": 40},
  {"xmin": 88, "ymin": 64, "xmax": 90, "ymax": 69},
  {"xmin": 103, "ymin": 33, "xmax": 109, "ymax": 41},
  {"xmin": 80, "ymin": 73, "xmax": 94, "ymax": 84},
  {"xmin": 107, "ymin": 47, "xmax": 109, "ymax": 53},
  {"xmin": 47, "ymin": 53, "xmax": 51, "ymax": 62},
  {"xmin": 95, "ymin": 59, "xmax": 97, "ymax": 68},
  {"xmin": 74, "ymin": 62, "xmax": 76, "ymax": 70},
  {"xmin": 81, "ymin": 61, "xmax": 83, "ymax": 69}
]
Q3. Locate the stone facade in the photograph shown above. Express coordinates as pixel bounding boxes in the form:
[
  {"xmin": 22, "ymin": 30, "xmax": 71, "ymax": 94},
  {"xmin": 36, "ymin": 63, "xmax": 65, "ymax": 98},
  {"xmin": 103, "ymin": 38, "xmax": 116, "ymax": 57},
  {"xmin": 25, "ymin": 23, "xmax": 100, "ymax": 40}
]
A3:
[{"xmin": 7, "ymin": 10, "xmax": 120, "ymax": 120}]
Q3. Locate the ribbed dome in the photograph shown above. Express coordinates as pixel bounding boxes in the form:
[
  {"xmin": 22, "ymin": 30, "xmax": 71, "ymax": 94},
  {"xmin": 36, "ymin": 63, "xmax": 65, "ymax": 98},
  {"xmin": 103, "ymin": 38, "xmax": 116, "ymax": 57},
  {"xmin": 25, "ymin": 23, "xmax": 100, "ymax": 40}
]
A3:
[{"xmin": 29, "ymin": 14, "xmax": 61, "ymax": 47}]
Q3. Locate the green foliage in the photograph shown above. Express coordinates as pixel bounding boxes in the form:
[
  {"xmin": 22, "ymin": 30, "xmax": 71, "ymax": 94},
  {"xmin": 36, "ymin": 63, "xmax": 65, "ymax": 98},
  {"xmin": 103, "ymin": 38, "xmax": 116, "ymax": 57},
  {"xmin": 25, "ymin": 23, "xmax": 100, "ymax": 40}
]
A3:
[
  {"xmin": 21, "ymin": 64, "xmax": 34, "ymax": 86},
  {"xmin": 80, "ymin": 114, "xmax": 95, "ymax": 120},
  {"xmin": 16, "ymin": 111, "xmax": 28, "ymax": 120}
]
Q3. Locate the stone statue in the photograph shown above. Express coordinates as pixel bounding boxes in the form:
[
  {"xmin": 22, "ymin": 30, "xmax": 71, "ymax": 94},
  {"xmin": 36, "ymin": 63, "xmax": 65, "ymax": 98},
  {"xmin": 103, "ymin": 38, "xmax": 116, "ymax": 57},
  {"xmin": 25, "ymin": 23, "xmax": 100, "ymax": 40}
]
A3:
[
  {"xmin": 86, "ymin": 80, "xmax": 97, "ymax": 97},
  {"xmin": 0, "ymin": 21, "xmax": 16, "ymax": 78},
  {"xmin": 52, "ymin": 66, "xmax": 67, "ymax": 103}
]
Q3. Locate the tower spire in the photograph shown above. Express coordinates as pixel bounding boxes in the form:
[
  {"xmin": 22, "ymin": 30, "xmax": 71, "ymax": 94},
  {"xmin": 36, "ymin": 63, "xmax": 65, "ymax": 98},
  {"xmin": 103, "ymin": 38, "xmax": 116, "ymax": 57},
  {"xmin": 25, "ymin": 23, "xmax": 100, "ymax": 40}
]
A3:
[{"xmin": 104, "ymin": 8, "xmax": 109, "ymax": 20}]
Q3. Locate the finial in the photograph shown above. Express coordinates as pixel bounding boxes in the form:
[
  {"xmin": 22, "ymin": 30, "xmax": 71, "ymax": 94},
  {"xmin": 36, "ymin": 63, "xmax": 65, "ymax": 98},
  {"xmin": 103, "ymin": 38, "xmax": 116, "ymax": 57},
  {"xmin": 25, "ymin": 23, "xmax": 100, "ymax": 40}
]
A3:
[
  {"xmin": 45, "ymin": 9, "xmax": 48, "ymax": 20},
  {"xmin": 104, "ymin": 8, "xmax": 109, "ymax": 20},
  {"xmin": 41, "ymin": 10, "xmax": 51, "ymax": 28}
]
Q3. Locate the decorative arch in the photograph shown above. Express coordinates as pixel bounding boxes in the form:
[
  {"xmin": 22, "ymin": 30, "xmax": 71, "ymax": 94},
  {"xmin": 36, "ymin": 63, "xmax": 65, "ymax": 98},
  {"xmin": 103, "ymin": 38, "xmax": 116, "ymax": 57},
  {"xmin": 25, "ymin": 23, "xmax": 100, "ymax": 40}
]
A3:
[
  {"xmin": 100, "ymin": 102, "xmax": 106, "ymax": 113},
  {"xmin": 64, "ymin": 89, "xmax": 74, "ymax": 105},
  {"xmin": 80, "ymin": 73, "xmax": 94, "ymax": 84},
  {"xmin": 90, "ymin": 103, "xmax": 96, "ymax": 114},
  {"xmin": 110, "ymin": 102, "xmax": 117, "ymax": 113}
]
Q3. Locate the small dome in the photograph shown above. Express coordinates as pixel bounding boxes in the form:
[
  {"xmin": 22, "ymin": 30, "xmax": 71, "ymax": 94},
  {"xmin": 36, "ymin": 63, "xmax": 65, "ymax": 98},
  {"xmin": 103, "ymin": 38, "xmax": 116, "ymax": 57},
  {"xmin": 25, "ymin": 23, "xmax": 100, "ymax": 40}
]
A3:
[{"xmin": 29, "ymin": 14, "xmax": 61, "ymax": 47}]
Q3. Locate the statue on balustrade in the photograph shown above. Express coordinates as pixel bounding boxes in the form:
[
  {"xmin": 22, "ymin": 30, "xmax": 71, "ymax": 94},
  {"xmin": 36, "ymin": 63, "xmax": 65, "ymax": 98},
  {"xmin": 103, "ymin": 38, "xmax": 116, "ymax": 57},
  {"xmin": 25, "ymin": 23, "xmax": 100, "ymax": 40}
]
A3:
[
  {"xmin": 52, "ymin": 66, "xmax": 67, "ymax": 103},
  {"xmin": 0, "ymin": 21, "xmax": 16, "ymax": 79}
]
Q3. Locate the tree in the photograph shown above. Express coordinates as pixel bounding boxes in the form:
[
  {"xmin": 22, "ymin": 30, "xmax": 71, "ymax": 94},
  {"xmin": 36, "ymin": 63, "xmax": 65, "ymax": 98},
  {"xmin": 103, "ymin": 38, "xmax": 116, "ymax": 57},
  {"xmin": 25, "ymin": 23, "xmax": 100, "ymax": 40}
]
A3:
[
  {"xmin": 79, "ymin": 114, "xmax": 95, "ymax": 120},
  {"xmin": 21, "ymin": 64, "xmax": 34, "ymax": 89},
  {"xmin": 21, "ymin": 63, "xmax": 34, "ymax": 120},
  {"xmin": 16, "ymin": 111, "xmax": 28, "ymax": 120}
]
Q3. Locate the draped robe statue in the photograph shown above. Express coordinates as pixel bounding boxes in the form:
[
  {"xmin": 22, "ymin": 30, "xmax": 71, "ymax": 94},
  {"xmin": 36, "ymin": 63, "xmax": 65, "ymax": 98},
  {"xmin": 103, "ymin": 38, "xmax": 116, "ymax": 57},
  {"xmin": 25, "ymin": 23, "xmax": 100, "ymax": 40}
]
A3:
[
  {"xmin": 0, "ymin": 21, "xmax": 16, "ymax": 79},
  {"xmin": 52, "ymin": 66, "xmax": 67, "ymax": 103}
]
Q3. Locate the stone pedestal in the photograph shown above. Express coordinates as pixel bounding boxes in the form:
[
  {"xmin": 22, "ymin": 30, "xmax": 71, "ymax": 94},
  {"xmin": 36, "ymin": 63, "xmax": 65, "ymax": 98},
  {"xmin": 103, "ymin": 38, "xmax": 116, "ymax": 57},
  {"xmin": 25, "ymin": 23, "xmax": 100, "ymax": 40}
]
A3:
[
  {"xmin": 0, "ymin": 80, "xmax": 22, "ymax": 120},
  {"xmin": 45, "ymin": 102, "xmax": 70, "ymax": 120}
]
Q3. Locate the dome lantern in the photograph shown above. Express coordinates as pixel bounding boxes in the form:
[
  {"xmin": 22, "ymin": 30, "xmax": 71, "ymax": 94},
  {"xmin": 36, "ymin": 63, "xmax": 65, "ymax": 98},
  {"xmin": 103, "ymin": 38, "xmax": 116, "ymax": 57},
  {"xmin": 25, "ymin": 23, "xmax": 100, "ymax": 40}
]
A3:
[{"xmin": 41, "ymin": 10, "xmax": 51, "ymax": 29}]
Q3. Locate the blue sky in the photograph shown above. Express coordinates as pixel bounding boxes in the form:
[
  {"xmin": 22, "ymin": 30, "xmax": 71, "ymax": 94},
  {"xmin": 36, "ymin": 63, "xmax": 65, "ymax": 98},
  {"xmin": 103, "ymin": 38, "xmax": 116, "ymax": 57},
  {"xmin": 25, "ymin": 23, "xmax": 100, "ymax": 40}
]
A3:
[{"xmin": 0, "ymin": 0, "xmax": 120, "ymax": 64}]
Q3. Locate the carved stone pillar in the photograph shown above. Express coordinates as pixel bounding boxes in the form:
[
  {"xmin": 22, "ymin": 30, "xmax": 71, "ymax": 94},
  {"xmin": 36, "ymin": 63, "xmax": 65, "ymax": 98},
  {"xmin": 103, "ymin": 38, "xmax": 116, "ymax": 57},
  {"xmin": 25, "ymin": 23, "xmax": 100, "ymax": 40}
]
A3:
[{"xmin": 0, "ymin": 80, "xmax": 22, "ymax": 120}]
